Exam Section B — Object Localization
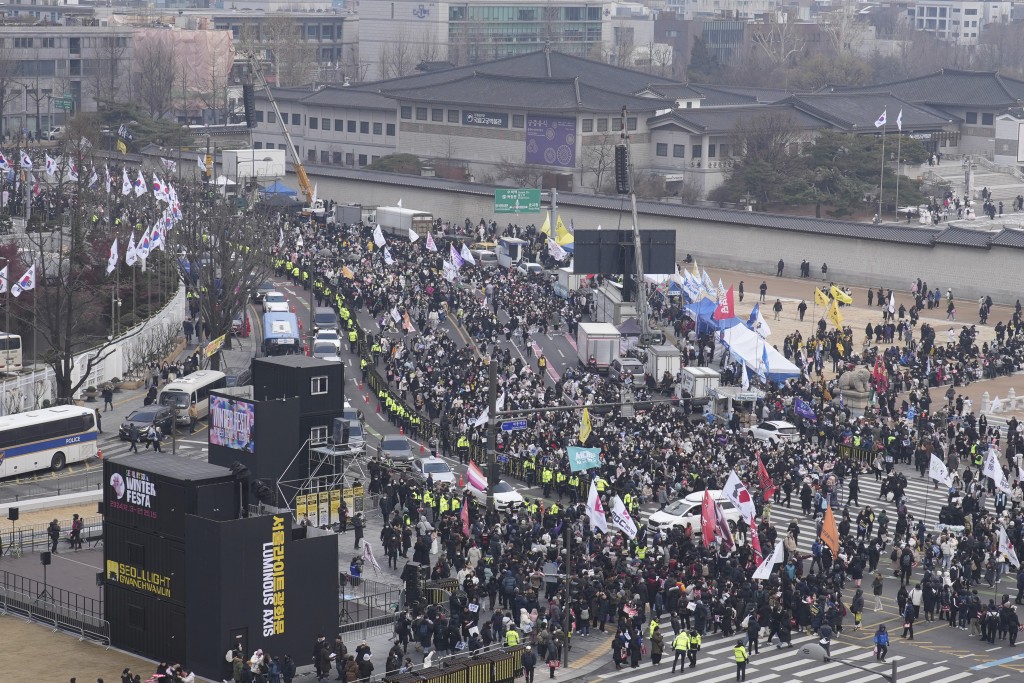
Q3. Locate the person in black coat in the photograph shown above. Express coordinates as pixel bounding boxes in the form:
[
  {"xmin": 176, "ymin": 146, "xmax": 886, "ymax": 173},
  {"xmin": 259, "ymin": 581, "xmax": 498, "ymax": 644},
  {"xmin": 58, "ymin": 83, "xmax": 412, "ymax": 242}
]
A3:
[{"xmin": 522, "ymin": 645, "xmax": 537, "ymax": 683}]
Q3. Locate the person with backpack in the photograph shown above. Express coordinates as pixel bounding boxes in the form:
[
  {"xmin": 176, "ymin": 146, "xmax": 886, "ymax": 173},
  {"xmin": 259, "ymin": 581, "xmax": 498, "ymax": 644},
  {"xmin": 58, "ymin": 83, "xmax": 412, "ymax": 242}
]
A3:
[
  {"xmin": 901, "ymin": 601, "xmax": 916, "ymax": 640},
  {"xmin": 810, "ymin": 539, "xmax": 824, "ymax": 574},
  {"xmin": 873, "ymin": 625, "xmax": 889, "ymax": 661},
  {"xmin": 898, "ymin": 546, "xmax": 914, "ymax": 585},
  {"xmin": 850, "ymin": 589, "xmax": 865, "ymax": 630}
]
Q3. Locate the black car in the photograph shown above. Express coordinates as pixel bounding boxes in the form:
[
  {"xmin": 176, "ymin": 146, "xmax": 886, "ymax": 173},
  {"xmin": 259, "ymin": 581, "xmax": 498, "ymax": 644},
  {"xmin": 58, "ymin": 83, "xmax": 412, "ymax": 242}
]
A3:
[
  {"xmin": 252, "ymin": 280, "xmax": 275, "ymax": 303},
  {"xmin": 119, "ymin": 406, "xmax": 175, "ymax": 441}
]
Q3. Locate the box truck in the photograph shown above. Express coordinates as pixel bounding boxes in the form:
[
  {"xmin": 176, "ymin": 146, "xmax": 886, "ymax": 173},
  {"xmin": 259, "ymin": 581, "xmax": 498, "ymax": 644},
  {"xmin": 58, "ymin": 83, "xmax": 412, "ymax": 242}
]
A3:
[
  {"xmin": 645, "ymin": 344, "xmax": 682, "ymax": 386},
  {"xmin": 376, "ymin": 206, "xmax": 433, "ymax": 239},
  {"xmin": 576, "ymin": 322, "xmax": 621, "ymax": 374},
  {"xmin": 677, "ymin": 367, "xmax": 721, "ymax": 404}
]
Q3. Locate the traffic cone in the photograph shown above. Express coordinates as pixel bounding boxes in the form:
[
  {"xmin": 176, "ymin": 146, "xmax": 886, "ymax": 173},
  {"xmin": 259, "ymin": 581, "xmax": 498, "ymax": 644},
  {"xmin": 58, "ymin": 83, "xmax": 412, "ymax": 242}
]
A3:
[
  {"xmin": 399, "ymin": 426, "xmax": 404, "ymax": 435},
  {"xmin": 364, "ymin": 392, "xmax": 369, "ymax": 403},
  {"xmin": 420, "ymin": 443, "xmax": 426, "ymax": 454},
  {"xmin": 375, "ymin": 403, "xmax": 380, "ymax": 414}
]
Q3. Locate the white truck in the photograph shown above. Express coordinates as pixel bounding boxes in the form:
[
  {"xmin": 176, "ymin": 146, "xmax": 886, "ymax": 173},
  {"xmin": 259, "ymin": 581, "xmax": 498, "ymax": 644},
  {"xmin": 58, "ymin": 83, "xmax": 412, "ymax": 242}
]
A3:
[
  {"xmin": 645, "ymin": 344, "xmax": 682, "ymax": 386},
  {"xmin": 553, "ymin": 263, "xmax": 587, "ymax": 299},
  {"xmin": 376, "ymin": 206, "xmax": 433, "ymax": 239},
  {"xmin": 576, "ymin": 322, "xmax": 621, "ymax": 374},
  {"xmin": 677, "ymin": 367, "xmax": 721, "ymax": 405}
]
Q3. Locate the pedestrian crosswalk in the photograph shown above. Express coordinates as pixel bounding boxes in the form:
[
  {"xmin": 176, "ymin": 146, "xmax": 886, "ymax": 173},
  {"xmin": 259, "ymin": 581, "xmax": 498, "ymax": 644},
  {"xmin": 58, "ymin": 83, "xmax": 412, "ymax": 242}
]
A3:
[
  {"xmin": 594, "ymin": 633, "xmax": 998, "ymax": 683},
  {"xmin": 99, "ymin": 435, "xmax": 206, "ymax": 461}
]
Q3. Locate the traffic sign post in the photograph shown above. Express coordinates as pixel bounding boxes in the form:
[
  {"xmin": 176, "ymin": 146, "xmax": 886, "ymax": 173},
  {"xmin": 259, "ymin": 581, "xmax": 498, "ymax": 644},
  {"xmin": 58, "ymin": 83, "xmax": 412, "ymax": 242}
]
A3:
[
  {"xmin": 500, "ymin": 419, "xmax": 528, "ymax": 432},
  {"xmin": 54, "ymin": 97, "xmax": 73, "ymax": 111},
  {"xmin": 494, "ymin": 189, "xmax": 541, "ymax": 214}
]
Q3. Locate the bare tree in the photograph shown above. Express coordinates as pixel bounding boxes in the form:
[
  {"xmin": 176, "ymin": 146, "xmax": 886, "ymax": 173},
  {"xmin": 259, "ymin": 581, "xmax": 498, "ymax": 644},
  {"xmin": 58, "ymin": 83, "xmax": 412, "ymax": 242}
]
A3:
[
  {"xmin": 820, "ymin": 1, "xmax": 862, "ymax": 55},
  {"xmin": 449, "ymin": 17, "xmax": 487, "ymax": 66},
  {"xmin": 611, "ymin": 22, "xmax": 636, "ymax": 67},
  {"xmin": 132, "ymin": 39, "xmax": 177, "ymax": 119},
  {"xmin": 87, "ymin": 35, "xmax": 128, "ymax": 106},
  {"xmin": 579, "ymin": 134, "xmax": 618, "ymax": 193},
  {"xmin": 170, "ymin": 194, "xmax": 274, "ymax": 369},
  {"xmin": 750, "ymin": 12, "xmax": 806, "ymax": 68},
  {"xmin": 494, "ymin": 158, "xmax": 547, "ymax": 188},
  {"xmin": 379, "ymin": 29, "xmax": 417, "ymax": 80},
  {"xmin": 0, "ymin": 40, "xmax": 23, "ymax": 140}
]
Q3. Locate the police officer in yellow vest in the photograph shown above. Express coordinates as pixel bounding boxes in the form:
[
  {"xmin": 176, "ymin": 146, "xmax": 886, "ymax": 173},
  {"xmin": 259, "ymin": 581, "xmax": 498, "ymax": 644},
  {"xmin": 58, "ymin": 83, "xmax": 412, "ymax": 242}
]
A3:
[
  {"xmin": 456, "ymin": 435, "xmax": 470, "ymax": 465},
  {"xmin": 671, "ymin": 630, "xmax": 690, "ymax": 673},
  {"xmin": 348, "ymin": 328, "xmax": 357, "ymax": 353},
  {"xmin": 506, "ymin": 627, "xmax": 521, "ymax": 647},
  {"xmin": 734, "ymin": 640, "xmax": 749, "ymax": 681},
  {"xmin": 567, "ymin": 474, "xmax": 580, "ymax": 503},
  {"xmin": 541, "ymin": 467, "xmax": 554, "ymax": 497},
  {"xmin": 687, "ymin": 629, "xmax": 701, "ymax": 668}
]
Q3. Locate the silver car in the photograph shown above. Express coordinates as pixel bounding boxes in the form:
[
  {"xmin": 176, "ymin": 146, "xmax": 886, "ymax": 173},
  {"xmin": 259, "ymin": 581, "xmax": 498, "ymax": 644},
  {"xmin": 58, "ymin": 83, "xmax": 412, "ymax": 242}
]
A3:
[{"xmin": 380, "ymin": 434, "xmax": 415, "ymax": 469}]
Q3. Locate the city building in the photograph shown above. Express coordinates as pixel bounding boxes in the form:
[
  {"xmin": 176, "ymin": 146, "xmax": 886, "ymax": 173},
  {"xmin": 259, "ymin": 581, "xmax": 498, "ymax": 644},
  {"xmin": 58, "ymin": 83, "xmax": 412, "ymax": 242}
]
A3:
[
  {"xmin": 906, "ymin": 0, "xmax": 1012, "ymax": 45},
  {"xmin": 0, "ymin": 25, "xmax": 134, "ymax": 140}
]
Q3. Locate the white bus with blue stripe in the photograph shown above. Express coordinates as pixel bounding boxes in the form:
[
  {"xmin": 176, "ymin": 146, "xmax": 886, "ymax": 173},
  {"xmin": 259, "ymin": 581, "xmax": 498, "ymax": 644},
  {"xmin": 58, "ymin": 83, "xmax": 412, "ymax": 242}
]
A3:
[{"xmin": 0, "ymin": 405, "xmax": 99, "ymax": 477}]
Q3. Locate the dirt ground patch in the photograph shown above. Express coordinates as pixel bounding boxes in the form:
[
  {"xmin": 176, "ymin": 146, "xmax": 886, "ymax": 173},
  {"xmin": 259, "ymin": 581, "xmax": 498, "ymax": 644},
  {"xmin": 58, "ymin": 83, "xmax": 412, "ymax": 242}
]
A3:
[{"xmin": 0, "ymin": 613, "xmax": 161, "ymax": 683}]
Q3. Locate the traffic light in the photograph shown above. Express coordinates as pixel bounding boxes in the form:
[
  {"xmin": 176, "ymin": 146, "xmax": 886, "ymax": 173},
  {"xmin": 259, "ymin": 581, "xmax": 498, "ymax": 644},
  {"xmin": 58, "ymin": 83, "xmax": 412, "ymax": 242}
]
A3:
[
  {"xmin": 614, "ymin": 144, "xmax": 630, "ymax": 195},
  {"xmin": 242, "ymin": 84, "xmax": 257, "ymax": 128}
]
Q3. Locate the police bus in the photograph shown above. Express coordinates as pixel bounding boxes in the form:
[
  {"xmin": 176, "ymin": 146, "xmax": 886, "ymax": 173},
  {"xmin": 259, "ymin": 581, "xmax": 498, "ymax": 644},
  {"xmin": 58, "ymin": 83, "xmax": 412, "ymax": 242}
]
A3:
[
  {"xmin": 262, "ymin": 311, "xmax": 301, "ymax": 356},
  {"xmin": 0, "ymin": 405, "xmax": 99, "ymax": 477}
]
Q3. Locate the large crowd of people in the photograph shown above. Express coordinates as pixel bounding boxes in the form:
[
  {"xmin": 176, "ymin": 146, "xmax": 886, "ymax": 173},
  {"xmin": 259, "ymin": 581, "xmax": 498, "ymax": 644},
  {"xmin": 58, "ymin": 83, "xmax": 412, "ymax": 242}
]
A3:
[{"xmin": 263, "ymin": 211, "xmax": 1024, "ymax": 675}]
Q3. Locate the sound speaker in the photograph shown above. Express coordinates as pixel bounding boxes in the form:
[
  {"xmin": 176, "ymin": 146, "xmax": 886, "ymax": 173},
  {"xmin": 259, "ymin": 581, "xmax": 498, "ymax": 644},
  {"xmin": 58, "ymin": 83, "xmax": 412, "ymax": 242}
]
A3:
[
  {"xmin": 614, "ymin": 145, "xmax": 630, "ymax": 195},
  {"xmin": 97, "ymin": 501, "xmax": 104, "ymax": 515},
  {"xmin": 242, "ymin": 84, "xmax": 257, "ymax": 128},
  {"xmin": 96, "ymin": 571, "xmax": 105, "ymax": 587},
  {"xmin": 8, "ymin": 507, "xmax": 18, "ymax": 522},
  {"xmin": 40, "ymin": 551, "xmax": 51, "ymax": 566},
  {"xmin": 400, "ymin": 562, "xmax": 420, "ymax": 583}
]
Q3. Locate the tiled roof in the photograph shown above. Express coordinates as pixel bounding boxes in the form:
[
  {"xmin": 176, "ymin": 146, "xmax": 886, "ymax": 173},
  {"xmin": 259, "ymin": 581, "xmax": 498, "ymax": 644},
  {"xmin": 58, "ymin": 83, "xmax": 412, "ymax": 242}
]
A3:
[
  {"xmin": 784, "ymin": 93, "xmax": 956, "ymax": 130},
  {"xmin": 298, "ymin": 86, "xmax": 396, "ymax": 110},
  {"xmin": 648, "ymin": 104, "xmax": 830, "ymax": 134},
  {"xmin": 933, "ymin": 226, "xmax": 996, "ymax": 248},
  {"xmin": 990, "ymin": 227, "xmax": 1024, "ymax": 248},
  {"xmin": 831, "ymin": 69, "xmax": 1024, "ymax": 108},
  {"xmin": 636, "ymin": 83, "xmax": 706, "ymax": 100},
  {"xmin": 690, "ymin": 84, "xmax": 793, "ymax": 107},
  {"xmin": 350, "ymin": 49, "xmax": 682, "ymax": 101},
  {"xmin": 379, "ymin": 73, "xmax": 661, "ymax": 113}
]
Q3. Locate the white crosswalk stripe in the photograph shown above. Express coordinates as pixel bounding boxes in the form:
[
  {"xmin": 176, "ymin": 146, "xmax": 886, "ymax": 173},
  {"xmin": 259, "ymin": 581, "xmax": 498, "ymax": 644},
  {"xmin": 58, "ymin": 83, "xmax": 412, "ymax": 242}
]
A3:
[{"xmin": 596, "ymin": 639, "xmax": 1004, "ymax": 683}]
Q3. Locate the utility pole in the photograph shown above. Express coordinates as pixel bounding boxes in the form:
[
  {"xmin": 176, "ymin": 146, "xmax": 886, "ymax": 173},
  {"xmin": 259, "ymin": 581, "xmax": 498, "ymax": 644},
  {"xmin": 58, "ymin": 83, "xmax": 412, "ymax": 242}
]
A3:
[{"xmin": 485, "ymin": 359, "xmax": 498, "ymax": 510}]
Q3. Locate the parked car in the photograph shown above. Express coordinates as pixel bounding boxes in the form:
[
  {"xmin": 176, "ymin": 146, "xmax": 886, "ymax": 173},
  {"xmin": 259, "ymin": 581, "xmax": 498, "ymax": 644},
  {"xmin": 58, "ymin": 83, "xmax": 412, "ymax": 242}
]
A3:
[
  {"xmin": 748, "ymin": 420, "xmax": 800, "ymax": 445},
  {"xmin": 464, "ymin": 480, "xmax": 524, "ymax": 512},
  {"xmin": 311, "ymin": 342, "xmax": 342, "ymax": 362},
  {"xmin": 379, "ymin": 434, "xmax": 415, "ymax": 468},
  {"xmin": 609, "ymin": 357, "xmax": 645, "ymax": 384},
  {"xmin": 411, "ymin": 457, "xmax": 456, "ymax": 485},
  {"xmin": 46, "ymin": 126, "xmax": 65, "ymax": 140},
  {"xmin": 516, "ymin": 261, "xmax": 544, "ymax": 277},
  {"xmin": 262, "ymin": 291, "xmax": 289, "ymax": 313},
  {"xmin": 118, "ymin": 406, "xmax": 175, "ymax": 441},
  {"xmin": 647, "ymin": 490, "xmax": 739, "ymax": 534}
]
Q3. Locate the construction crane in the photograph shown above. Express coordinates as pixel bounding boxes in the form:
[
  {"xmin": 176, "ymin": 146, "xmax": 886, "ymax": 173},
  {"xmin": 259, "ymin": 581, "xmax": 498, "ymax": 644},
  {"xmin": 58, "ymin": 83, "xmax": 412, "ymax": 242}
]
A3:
[{"xmin": 246, "ymin": 53, "xmax": 316, "ymax": 207}]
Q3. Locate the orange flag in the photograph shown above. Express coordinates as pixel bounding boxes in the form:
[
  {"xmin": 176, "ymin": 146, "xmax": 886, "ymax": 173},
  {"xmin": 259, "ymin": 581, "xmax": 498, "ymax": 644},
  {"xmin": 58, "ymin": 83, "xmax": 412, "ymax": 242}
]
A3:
[{"xmin": 819, "ymin": 503, "xmax": 840, "ymax": 558}]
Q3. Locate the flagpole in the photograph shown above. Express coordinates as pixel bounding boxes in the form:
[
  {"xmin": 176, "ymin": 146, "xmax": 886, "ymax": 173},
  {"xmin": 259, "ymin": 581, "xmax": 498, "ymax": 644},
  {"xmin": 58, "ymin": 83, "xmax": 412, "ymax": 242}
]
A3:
[
  {"xmin": 894, "ymin": 132, "xmax": 902, "ymax": 219},
  {"xmin": 877, "ymin": 121, "xmax": 886, "ymax": 220}
]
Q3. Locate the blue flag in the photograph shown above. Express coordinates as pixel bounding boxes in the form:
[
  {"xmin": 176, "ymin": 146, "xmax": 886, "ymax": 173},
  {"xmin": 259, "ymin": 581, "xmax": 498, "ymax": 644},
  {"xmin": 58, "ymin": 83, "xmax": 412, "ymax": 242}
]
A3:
[
  {"xmin": 794, "ymin": 398, "xmax": 816, "ymax": 421},
  {"xmin": 762, "ymin": 345, "xmax": 770, "ymax": 372},
  {"xmin": 747, "ymin": 303, "xmax": 760, "ymax": 330}
]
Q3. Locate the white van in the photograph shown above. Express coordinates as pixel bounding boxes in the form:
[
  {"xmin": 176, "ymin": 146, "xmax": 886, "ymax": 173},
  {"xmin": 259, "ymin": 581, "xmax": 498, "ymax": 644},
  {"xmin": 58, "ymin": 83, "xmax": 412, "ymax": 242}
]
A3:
[
  {"xmin": 470, "ymin": 249, "xmax": 498, "ymax": 267},
  {"xmin": 158, "ymin": 370, "xmax": 228, "ymax": 426}
]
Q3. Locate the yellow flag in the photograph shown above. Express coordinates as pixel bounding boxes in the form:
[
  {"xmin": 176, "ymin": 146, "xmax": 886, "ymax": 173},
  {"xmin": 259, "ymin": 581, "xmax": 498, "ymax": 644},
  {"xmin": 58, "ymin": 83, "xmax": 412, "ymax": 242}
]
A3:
[
  {"xmin": 826, "ymin": 298, "xmax": 843, "ymax": 328},
  {"xmin": 830, "ymin": 285, "xmax": 852, "ymax": 305},
  {"xmin": 814, "ymin": 287, "xmax": 831, "ymax": 308},
  {"xmin": 204, "ymin": 334, "xmax": 226, "ymax": 358},
  {"xmin": 342, "ymin": 265, "xmax": 355, "ymax": 279},
  {"xmin": 836, "ymin": 341, "xmax": 845, "ymax": 355},
  {"xmin": 540, "ymin": 214, "xmax": 551, "ymax": 236},
  {"xmin": 555, "ymin": 215, "xmax": 573, "ymax": 245},
  {"xmin": 579, "ymin": 408, "xmax": 592, "ymax": 444},
  {"xmin": 820, "ymin": 504, "xmax": 840, "ymax": 557}
]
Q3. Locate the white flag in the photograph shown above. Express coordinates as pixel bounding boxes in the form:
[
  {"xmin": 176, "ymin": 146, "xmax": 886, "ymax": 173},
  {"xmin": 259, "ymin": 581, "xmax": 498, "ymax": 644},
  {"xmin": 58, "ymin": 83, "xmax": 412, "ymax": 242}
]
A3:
[
  {"xmin": 408, "ymin": 227, "xmax": 420, "ymax": 243},
  {"xmin": 460, "ymin": 244, "xmax": 476, "ymax": 265},
  {"xmin": 548, "ymin": 238, "xmax": 568, "ymax": 261},
  {"xmin": 753, "ymin": 305, "xmax": 772, "ymax": 338},
  {"xmin": 11, "ymin": 265, "xmax": 36, "ymax": 297},
  {"xmin": 442, "ymin": 259, "xmax": 458, "ymax": 282},
  {"xmin": 928, "ymin": 454, "xmax": 952, "ymax": 487},
  {"xmin": 998, "ymin": 527, "xmax": 1021, "ymax": 568},
  {"xmin": 383, "ymin": 247, "xmax": 394, "ymax": 266},
  {"xmin": 121, "ymin": 168, "xmax": 131, "ymax": 195},
  {"xmin": 134, "ymin": 170, "xmax": 147, "ymax": 197},
  {"xmin": 373, "ymin": 225, "xmax": 386, "ymax": 247},
  {"xmin": 311, "ymin": 183, "xmax": 318, "ymax": 207},
  {"xmin": 390, "ymin": 307, "xmax": 402, "ymax": 323},
  {"xmin": 741, "ymin": 364, "xmax": 750, "ymax": 391},
  {"xmin": 701, "ymin": 270, "xmax": 717, "ymax": 300},
  {"xmin": 874, "ymin": 109, "xmax": 887, "ymax": 128},
  {"xmin": 723, "ymin": 470, "xmax": 757, "ymax": 521},
  {"xmin": 0, "ymin": 265, "xmax": 7, "ymax": 294},
  {"xmin": 888, "ymin": 291, "xmax": 895, "ymax": 314},
  {"xmin": 397, "ymin": 198, "xmax": 402, "ymax": 208},
  {"xmin": 896, "ymin": 109, "xmax": 903, "ymax": 132},
  {"xmin": 106, "ymin": 238, "xmax": 119, "ymax": 274},
  {"xmin": 44, "ymin": 154, "xmax": 56, "ymax": 177},
  {"xmin": 609, "ymin": 495, "xmax": 638, "ymax": 539},
  {"xmin": 425, "ymin": 233, "xmax": 437, "ymax": 252},
  {"xmin": 586, "ymin": 481, "xmax": 608, "ymax": 534},
  {"xmin": 104, "ymin": 164, "xmax": 111, "ymax": 194},
  {"xmin": 197, "ymin": 154, "xmax": 206, "ymax": 173},
  {"xmin": 125, "ymin": 233, "xmax": 138, "ymax": 266},
  {"xmin": 984, "ymin": 449, "xmax": 1011, "ymax": 494},
  {"xmin": 752, "ymin": 541, "xmax": 785, "ymax": 580},
  {"xmin": 278, "ymin": 226, "xmax": 284, "ymax": 247}
]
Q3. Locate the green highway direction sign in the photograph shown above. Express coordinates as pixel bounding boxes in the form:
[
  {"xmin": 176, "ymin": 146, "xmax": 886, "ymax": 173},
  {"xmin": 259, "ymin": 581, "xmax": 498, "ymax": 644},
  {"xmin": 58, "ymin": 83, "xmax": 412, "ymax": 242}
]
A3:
[
  {"xmin": 494, "ymin": 188, "xmax": 541, "ymax": 214},
  {"xmin": 55, "ymin": 97, "xmax": 73, "ymax": 111}
]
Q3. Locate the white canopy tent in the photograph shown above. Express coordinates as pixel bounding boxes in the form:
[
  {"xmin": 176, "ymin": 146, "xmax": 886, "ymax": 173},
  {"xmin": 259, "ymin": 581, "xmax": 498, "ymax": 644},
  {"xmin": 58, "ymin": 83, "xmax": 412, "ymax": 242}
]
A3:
[{"xmin": 720, "ymin": 324, "xmax": 800, "ymax": 382}]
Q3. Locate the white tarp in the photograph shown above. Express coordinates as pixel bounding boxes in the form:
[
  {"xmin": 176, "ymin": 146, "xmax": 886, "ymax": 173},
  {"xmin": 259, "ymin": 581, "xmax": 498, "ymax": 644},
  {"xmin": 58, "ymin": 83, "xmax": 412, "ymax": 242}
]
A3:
[{"xmin": 720, "ymin": 324, "xmax": 800, "ymax": 382}]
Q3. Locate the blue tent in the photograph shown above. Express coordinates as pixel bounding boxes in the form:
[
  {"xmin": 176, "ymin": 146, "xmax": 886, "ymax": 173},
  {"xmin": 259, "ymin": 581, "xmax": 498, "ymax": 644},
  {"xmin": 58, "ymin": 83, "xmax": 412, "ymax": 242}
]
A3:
[
  {"xmin": 684, "ymin": 300, "xmax": 740, "ymax": 330},
  {"xmin": 260, "ymin": 180, "xmax": 298, "ymax": 196}
]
